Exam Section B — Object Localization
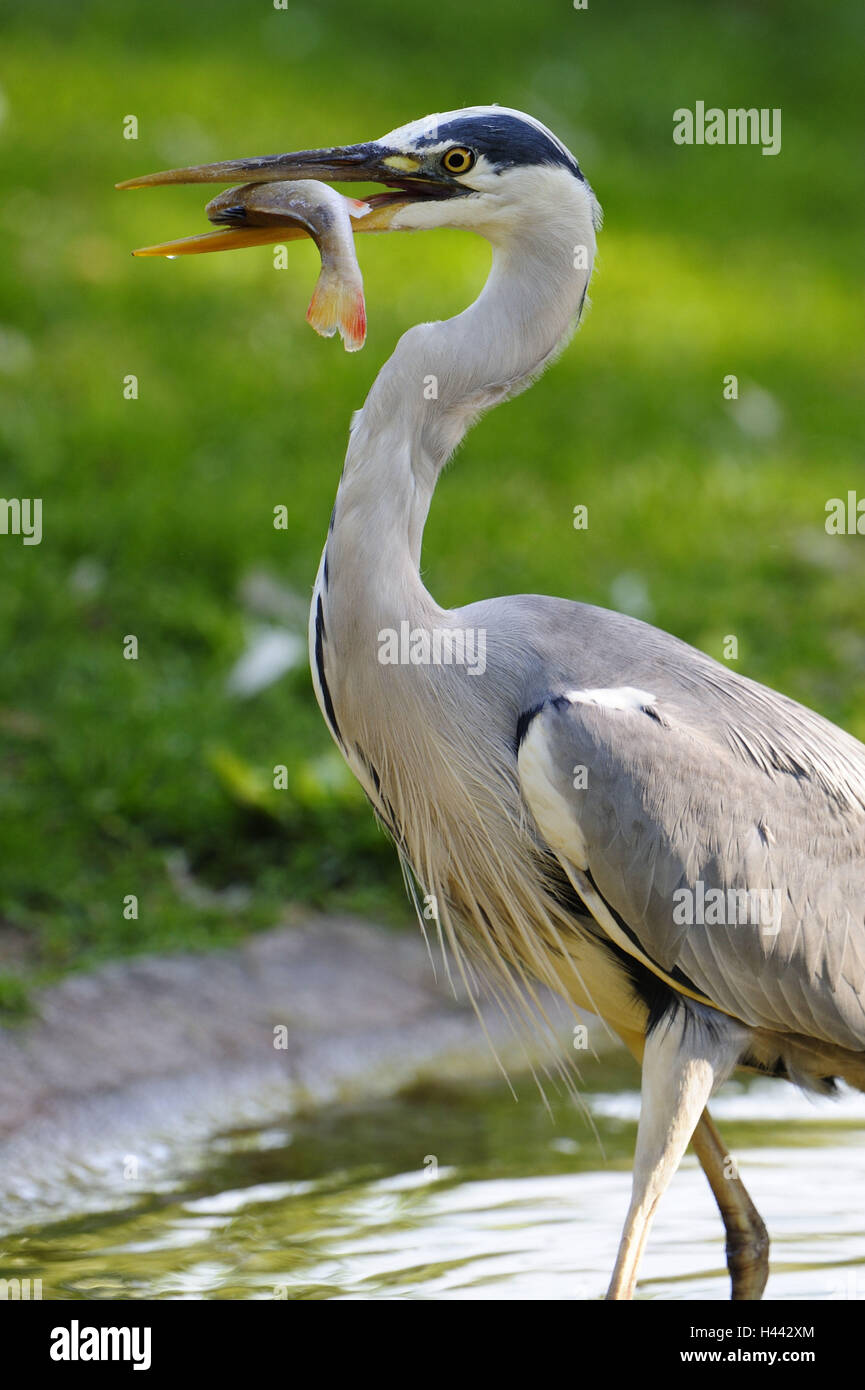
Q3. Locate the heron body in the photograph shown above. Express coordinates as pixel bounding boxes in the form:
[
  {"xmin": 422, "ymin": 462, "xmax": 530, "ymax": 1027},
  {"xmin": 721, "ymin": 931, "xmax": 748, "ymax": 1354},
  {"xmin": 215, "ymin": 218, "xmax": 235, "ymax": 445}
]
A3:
[{"xmin": 124, "ymin": 106, "xmax": 865, "ymax": 1300}]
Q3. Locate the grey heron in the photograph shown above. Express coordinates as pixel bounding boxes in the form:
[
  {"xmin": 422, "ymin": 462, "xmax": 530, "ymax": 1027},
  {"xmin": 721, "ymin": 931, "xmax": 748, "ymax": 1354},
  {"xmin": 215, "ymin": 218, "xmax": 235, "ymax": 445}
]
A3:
[{"xmin": 121, "ymin": 106, "xmax": 865, "ymax": 1301}]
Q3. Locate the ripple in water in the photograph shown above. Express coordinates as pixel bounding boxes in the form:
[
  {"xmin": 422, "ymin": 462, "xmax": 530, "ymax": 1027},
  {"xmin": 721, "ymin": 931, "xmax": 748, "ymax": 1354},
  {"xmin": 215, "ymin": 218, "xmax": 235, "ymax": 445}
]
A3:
[{"xmin": 2, "ymin": 1064, "xmax": 863, "ymax": 1300}]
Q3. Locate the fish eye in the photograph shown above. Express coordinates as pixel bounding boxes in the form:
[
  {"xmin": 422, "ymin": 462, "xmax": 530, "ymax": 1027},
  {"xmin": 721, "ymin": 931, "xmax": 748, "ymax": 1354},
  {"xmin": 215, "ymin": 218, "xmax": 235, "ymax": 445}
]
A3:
[{"xmin": 441, "ymin": 146, "xmax": 476, "ymax": 175}]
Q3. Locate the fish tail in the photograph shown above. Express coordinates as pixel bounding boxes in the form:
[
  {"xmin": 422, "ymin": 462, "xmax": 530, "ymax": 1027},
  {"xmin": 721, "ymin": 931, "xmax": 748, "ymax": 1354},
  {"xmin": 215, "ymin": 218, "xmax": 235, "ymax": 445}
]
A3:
[{"xmin": 306, "ymin": 265, "xmax": 366, "ymax": 352}]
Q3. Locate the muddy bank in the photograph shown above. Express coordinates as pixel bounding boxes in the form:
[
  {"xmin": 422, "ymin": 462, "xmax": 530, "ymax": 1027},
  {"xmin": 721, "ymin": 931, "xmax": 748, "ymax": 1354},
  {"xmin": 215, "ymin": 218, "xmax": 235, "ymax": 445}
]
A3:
[{"xmin": 0, "ymin": 917, "xmax": 592, "ymax": 1232}]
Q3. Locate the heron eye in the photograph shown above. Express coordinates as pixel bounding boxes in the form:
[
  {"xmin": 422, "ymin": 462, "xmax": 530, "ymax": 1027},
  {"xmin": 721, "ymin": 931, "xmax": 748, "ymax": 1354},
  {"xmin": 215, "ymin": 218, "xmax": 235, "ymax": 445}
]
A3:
[{"xmin": 442, "ymin": 147, "xmax": 475, "ymax": 175}]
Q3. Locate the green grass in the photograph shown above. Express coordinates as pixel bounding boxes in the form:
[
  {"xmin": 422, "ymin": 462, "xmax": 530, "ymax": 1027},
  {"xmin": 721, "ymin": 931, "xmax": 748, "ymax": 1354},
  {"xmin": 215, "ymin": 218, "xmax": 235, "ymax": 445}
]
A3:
[{"xmin": 0, "ymin": 0, "xmax": 862, "ymax": 992}]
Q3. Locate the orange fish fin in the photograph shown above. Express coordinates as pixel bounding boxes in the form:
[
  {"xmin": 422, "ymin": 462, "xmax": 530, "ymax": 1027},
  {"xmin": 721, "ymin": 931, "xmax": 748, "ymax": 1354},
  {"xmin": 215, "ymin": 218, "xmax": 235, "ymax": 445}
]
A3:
[{"xmin": 306, "ymin": 271, "xmax": 366, "ymax": 352}]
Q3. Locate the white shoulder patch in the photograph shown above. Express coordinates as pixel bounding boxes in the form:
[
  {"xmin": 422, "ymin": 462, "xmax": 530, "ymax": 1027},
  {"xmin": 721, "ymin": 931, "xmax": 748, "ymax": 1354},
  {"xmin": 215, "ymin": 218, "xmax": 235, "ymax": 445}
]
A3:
[
  {"xmin": 565, "ymin": 686, "xmax": 657, "ymax": 713},
  {"xmin": 518, "ymin": 713, "xmax": 589, "ymax": 869}
]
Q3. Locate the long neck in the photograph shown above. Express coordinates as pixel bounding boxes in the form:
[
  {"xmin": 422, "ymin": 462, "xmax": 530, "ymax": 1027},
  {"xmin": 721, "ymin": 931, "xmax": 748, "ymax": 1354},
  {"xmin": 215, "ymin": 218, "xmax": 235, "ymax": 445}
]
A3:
[
  {"xmin": 331, "ymin": 224, "xmax": 591, "ymax": 600},
  {"xmin": 311, "ymin": 192, "xmax": 594, "ymax": 744}
]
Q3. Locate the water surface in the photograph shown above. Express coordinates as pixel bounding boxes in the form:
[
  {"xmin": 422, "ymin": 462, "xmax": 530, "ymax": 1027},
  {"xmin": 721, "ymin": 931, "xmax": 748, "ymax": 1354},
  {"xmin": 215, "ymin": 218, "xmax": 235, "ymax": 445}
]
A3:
[{"xmin": 2, "ymin": 1057, "xmax": 863, "ymax": 1300}]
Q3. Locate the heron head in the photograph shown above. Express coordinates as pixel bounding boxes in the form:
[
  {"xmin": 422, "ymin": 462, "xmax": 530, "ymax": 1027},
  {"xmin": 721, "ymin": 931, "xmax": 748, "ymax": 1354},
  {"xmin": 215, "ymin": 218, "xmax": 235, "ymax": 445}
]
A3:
[
  {"xmin": 351, "ymin": 107, "xmax": 601, "ymax": 242},
  {"xmin": 119, "ymin": 105, "xmax": 600, "ymax": 255}
]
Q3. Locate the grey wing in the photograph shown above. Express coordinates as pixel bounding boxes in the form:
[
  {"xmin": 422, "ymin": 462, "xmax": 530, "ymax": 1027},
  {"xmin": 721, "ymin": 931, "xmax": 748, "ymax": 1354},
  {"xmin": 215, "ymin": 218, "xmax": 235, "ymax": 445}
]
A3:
[{"xmin": 517, "ymin": 675, "xmax": 865, "ymax": 1052}]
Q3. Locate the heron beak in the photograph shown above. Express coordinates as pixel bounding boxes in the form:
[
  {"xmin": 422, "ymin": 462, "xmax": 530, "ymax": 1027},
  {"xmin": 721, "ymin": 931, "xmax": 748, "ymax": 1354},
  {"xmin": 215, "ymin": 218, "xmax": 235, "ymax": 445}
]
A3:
[
  {"xmin": 118, "ymin": 141, "xmax": 460, "ymax": 255},
  {"xmin": 116, "ymin": 141, "xmax": 447, "ymax": 194}
]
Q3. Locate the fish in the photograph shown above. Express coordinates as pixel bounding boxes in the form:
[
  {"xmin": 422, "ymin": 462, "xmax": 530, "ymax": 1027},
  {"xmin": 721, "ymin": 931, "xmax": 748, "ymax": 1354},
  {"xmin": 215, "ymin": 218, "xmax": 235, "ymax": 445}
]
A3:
[{"xmin": 132, "ymin": 179, "xmax": 370, "ymax": 352}]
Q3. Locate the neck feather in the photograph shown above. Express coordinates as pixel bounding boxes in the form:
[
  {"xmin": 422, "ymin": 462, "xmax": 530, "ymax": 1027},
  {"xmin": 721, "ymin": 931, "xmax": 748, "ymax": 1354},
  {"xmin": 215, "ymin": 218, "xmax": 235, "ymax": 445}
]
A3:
[{"xmin": 328, "ymin": 196, "xmax": 594, "ymax": 614}]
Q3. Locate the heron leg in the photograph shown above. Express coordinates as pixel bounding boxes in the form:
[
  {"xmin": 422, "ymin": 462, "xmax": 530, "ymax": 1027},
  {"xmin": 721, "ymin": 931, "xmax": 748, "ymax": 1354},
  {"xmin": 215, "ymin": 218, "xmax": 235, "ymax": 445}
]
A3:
[
  {"xmin": 606, "ymin": 1006, "xmax": 745, "ymax": 1301},
  {"xmin": 691, "ymin": 1109, "xmax": 769, "ymax": 1301}
]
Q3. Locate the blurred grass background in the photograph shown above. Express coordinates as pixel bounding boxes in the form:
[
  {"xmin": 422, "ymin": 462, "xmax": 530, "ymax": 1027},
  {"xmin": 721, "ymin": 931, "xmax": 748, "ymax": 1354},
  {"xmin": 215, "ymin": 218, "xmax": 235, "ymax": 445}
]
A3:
[{"xmin": 0, "ymin": 0, "xmax": 862, "ymax": 998}]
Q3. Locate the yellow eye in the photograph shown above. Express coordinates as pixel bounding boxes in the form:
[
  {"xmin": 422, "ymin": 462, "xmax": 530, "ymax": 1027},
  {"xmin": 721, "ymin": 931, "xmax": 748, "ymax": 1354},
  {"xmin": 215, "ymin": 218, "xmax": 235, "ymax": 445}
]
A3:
[{"xmin": 442, "ymin": 146, "xmax": 475, "ymax": 175}]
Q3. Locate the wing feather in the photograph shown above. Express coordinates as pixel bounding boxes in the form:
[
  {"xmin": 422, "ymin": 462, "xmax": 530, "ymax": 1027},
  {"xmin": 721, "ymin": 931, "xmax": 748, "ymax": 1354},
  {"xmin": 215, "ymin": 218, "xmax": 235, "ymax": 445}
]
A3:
[{"xmin": 518, "ymin": 686, "xmax": 865, "ymax": 1051}]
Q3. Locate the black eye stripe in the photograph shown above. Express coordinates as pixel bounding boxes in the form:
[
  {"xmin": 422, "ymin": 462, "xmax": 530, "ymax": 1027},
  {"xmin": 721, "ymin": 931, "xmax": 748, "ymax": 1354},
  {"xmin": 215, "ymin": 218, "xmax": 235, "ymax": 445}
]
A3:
[{"xmin": 412, "ymin": 114, "xmax": 585, "ymax": 182}]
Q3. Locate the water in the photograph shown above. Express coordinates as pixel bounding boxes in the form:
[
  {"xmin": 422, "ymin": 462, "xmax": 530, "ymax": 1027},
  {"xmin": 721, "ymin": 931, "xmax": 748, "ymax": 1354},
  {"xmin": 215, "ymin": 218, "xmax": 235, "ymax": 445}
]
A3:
[{"xmin": 2, "ymin": 1056, "xmax": 864, "ymax": 1300}]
